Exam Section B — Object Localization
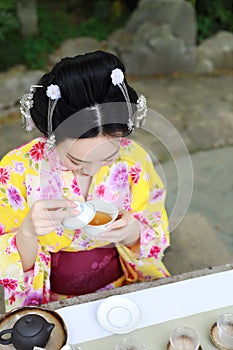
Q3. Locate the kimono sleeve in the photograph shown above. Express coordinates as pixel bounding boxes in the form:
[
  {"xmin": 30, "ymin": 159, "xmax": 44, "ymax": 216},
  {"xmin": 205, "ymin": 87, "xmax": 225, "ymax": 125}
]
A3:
[
  {"xmin": 0, "ymin": 150, "xmax": 44, "ymax": 310},
  {"xmin": 129, "ymin": 146, "xmax": 170, "ymax": 260}
]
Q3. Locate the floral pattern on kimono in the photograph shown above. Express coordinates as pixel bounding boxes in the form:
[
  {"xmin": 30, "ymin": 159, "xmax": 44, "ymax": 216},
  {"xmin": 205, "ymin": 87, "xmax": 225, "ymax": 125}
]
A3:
[{"xmin": 0, "ymin": 137, "xmax": 170, "ymax": 311}]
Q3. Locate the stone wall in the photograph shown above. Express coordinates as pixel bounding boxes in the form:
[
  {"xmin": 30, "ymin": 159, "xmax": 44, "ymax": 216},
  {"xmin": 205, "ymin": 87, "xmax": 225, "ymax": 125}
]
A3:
[
  {"xmin": 196, "ymin": 31, "xmax": 233, "ymax": 73},
  {"xmin": 108, "ymin": 0, "xmax": 197, "ymax": 75}
]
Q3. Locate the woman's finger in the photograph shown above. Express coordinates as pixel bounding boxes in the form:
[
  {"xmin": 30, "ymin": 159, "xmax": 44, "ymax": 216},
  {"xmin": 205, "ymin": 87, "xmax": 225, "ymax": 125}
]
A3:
[
  {"xmin": 99, "ymin": 228, "xmax": 127, "ymax": 241},
  {"xmin": 107, "ymin": 217, "xmax": 133, "ymax": 230},
  {"xmin": 33, "ymin": 199, "xmax": 78, "ymax": 210},
  {"xmin": 45, "ymin": 208, "xmax": 80, "ymax": 220}
]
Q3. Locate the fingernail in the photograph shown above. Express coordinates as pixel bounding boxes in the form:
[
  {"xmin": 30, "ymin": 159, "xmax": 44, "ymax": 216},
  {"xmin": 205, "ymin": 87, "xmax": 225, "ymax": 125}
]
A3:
[
  {"xmin": 70, "ymin": 209, "xmax": 80, "ymax": 215},
  {"xmin": 68, "ymin": 201, "xmax": 77, "ymax": 208}
]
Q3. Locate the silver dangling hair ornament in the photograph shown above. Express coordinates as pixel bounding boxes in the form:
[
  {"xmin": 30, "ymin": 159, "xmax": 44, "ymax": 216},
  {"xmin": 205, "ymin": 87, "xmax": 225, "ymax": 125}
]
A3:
[
  {"xmin": 20, "ymin": 85, "xmax": 43, "ymax": 132},
  {"xmin": 135, "ymin": 95, "xmax": 147, "ymax": 128},
  {"xmin": 110, "ymin": 68, "xmax": 147, "ymax": 132},
  {"xmin": 46, "ymin": 84, "xmax": 61, "ymax": 152}
]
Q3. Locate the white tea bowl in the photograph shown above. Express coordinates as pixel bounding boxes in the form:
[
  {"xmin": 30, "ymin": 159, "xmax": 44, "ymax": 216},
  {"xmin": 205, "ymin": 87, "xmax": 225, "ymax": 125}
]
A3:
[{"xmin": 84, "ymin": 199, "xmax": 118, "ymax": 236}]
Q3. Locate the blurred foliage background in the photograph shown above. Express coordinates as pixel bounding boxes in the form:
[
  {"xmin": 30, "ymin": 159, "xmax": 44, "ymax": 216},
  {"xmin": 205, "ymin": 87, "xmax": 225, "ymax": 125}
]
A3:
[{"xmin": 0, "ymin": 0, "xmax": 232, "ymax": 72}]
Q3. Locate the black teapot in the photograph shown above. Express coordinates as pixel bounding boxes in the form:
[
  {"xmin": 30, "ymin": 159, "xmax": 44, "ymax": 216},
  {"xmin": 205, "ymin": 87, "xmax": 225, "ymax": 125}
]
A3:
[{"xmin": 0, "ymin": 314, "xmax": 55, "ymax": 350}]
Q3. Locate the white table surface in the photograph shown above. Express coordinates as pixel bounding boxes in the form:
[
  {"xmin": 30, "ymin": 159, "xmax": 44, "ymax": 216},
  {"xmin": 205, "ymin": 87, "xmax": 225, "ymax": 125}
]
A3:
[{"xmin": 56, "ymin": 269, "xmax": 233, "ymax": 345}]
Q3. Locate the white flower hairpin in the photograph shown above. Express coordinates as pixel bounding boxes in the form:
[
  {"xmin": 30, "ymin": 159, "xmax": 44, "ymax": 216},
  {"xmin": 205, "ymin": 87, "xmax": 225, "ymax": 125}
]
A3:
[
  {"xmin": 111, "ymin": 68, "xmax": 134, "ymax": 133},
  {"xmin": 46, "ymin": 84, "xmax": 61, "ymax": 100},
  {"xmin": 111, "ymin": 68, "xmax": 124, "ymax": 86},
  {"xmin": 111, "ymin": 68, "xmax": 147, "ymax": 131},
  {"xmin": 46, "ymin": 84, "xmax": 61, "ymax": 152}
]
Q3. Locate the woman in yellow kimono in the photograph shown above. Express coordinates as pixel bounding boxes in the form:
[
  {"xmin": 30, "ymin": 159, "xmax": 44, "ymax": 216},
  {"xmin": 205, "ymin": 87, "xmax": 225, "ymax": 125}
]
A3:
[{"xmin": 0, "ymin": 51, "xmax": 170, "ymax": 312}]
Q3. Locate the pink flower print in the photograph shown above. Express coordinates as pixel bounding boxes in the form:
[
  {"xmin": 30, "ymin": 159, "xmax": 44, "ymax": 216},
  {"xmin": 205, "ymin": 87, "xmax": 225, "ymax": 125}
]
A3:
[
  {"xmin": 129, "ymin": 162, "xmax": 141, "ymax": 184},
  {"xmin": 95, "ymin": 184, "xmax": 106, "ymax": 198},
  {"xmin": 74, "ymin": 229, "xmax": 82, "ymax": 240},
  {"xmin": 0, "ymin": 167, "xmax": 10, "ymax": 185},
  {"xmin": 153, "ymin": 211, "xmax": 162, "ymax": 223},
  {"xmin": 162, "ymin": 232, "xmax": 167, "ymax": 245},
  {"xmin": 5, "ymin": 247, "xmax": 11, "ymax": 255},
  {"xmin": 148, "ymin": 245, "xmax": 161, "ymax": 258},
  {"xmin": 150, "ymin": 188, "xmax": 164, "ymax": 203},
  {"xmin": 141, "ymin": 227, "xmax": 155, "ymax": 245},
  {"xmin": 13, "ymin": 161, "xmax": 25, "ymax": 175},
  {"xmin": 6, "ymin": 185, "xmax": 24, "ymax": 210},
  {"xmin": 23, "ymin": 290, "xmax": 42, "ymax": 306},
  {"xmin": 0, "ymin": 278, "xmax": 18, "ymax": 291},
  {"xmin": 134, "ymin": 213, "xmax": 149, "ymax": 226},
  {"xmin": 123, "ymin": 193, "xmax": 132, "ymax": 211},
  {"xmin": 71, "ymin": 178, "xmax": 81, "ymax": 195},
  {"xmin": 108, "ymin": 162, "xmax": 128, "ymax": 191},
  {"xmin": 9, "ymin": 235, "xmax": 17, "ymax": 252},
  {"xmin": 0, "ymin": 223, "xmax": 5, "ymax": 235},
  {"xmin": 29, "ymin": 141, "xmax": 45, "ymax": 161},
  {"xmin": 26, "ymin": 184, "xmax": 33, "ymax": 196},
  {"xmin": 95, "ymin": 183, "xmax": 118, "ymax": 201},
  {"xmin": 120, "ymin": 138, "xmax": 132, "ymax": 147},
  {"xmin": 9, "ymin": 294, "xmax": 16, "ymax": 305},
  {"xmin": 41, "ymin": 176, "xmax": 62, "ymax": 200},
  {"xmin": 39, "ymin": 252, "xmax": 50, "ymax": 266}
]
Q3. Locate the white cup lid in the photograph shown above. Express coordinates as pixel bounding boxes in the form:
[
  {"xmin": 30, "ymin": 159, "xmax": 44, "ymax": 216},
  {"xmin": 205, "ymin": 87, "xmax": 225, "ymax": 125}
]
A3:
[{"xmin": 62, "ymin": 201, "xmax": 95, "ymax": 229}]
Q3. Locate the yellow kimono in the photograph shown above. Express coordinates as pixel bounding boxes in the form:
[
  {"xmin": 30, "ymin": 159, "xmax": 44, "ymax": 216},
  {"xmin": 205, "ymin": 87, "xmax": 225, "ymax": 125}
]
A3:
[{"xmin": 0, "ymin": 137, "xmax": 170, "ymax": 311}]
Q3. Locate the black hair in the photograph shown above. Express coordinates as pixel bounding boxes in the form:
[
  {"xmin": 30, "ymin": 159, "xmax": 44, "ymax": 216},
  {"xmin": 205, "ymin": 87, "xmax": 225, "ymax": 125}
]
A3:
[{"xmin": 30, "ymin": 51, "xmax": 138, "ymax": 141}]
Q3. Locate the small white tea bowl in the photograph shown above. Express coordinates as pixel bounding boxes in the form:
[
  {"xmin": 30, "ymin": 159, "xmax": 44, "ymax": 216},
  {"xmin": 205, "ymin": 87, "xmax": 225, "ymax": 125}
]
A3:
[
  {"xmin": 84, "ymin": 199, "xmax": 118, "ymax": 236},
  {"xmin": 62, "ymin": 199, "xmax": 118, "ymax": 236}
]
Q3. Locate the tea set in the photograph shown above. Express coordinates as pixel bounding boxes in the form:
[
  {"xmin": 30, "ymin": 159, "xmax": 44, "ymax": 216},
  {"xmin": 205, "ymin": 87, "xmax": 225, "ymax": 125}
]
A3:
[{"xmin": 0, "ymin": 199, "xmax": 232, "ymax": 349}]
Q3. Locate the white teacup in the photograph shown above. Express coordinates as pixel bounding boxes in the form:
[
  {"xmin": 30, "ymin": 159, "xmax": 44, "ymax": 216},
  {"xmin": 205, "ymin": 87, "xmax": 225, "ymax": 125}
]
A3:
[
  {"xmin": 169, "ymin": 326, "xmax": 200, "ymax": 350},
  {"xmin": 62, "ymin": 199, "xmax": 118, "ymax": 235},
  {"xmin": 84, "ymin": 199, "xmax": 118, "ymax": 236}
]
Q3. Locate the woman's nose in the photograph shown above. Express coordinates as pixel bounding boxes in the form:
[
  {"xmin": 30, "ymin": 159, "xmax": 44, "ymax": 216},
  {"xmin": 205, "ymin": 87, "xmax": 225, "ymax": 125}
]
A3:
[{"xmin": 81, "ymin": 163, "xmax": 101, "ymax": 176}]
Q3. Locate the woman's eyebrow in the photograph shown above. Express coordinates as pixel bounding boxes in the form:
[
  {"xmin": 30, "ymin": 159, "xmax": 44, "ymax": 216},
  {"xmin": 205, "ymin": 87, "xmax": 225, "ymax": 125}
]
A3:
[{"xmin": 67, "ymin": 148, "xmax": 120, "ymax": 163}]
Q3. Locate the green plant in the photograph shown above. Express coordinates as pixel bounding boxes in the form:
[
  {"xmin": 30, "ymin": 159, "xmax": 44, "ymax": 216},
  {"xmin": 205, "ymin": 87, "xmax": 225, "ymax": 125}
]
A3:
[
  {"xmin": 186, "ymin": 0, "xmax": 233, "ymax": 43},
  {"xmin": 0, "ymin": 0, "xmax": 18, "ymax": 42},
  {"xmin": 0, "ymin": 0, "xmax": 132, "ymax": 71}
]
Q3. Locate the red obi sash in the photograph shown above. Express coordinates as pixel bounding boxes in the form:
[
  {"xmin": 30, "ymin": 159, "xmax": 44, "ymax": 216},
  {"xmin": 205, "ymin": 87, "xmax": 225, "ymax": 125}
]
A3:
[{"xmin": 50, "ymin": 246, "xmax": 123, "ymax": 295}]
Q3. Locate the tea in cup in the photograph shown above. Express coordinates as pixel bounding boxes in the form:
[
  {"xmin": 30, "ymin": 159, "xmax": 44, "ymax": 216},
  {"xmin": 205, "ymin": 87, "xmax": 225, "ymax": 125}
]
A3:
[
  {"xmin": 84, "ymin": 199, "xmax": 118, "ymax": 236},
  {"xmin": 88, "ymin": 211, "xmax": 112, "ymax": 226}
]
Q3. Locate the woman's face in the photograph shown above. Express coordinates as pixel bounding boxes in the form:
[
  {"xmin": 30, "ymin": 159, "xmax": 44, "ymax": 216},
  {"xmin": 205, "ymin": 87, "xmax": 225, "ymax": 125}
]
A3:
[{"xmin": 56, "ymin": 135, "xmax": 121, "ymax": 176}]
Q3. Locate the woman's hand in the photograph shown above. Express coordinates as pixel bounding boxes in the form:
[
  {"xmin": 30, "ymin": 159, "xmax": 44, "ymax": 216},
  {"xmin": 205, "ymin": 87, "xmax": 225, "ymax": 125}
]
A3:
[
  {"xmin": 19, "ymin": 199, "xmax": 79, "ymax": 237},
  {"xmin": 98, "ymin": 210, "xmax": 140, "ymax": 246},
  {"xmin": 16, "ymin": 199, "xmax": 79, "ymax": 271}
]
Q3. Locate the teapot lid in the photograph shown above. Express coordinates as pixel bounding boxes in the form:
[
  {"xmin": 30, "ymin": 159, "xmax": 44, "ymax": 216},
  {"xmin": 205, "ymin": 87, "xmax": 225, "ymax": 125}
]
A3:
[{"xmin": 15, "ymin": 314, "xmax": 44, "ymax": 337}]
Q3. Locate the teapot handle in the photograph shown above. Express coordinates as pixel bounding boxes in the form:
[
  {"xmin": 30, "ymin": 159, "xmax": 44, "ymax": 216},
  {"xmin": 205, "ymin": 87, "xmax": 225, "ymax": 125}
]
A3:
[{"xmin": 0, "ymin": 328, "xmax": 13, "ymax": 345}]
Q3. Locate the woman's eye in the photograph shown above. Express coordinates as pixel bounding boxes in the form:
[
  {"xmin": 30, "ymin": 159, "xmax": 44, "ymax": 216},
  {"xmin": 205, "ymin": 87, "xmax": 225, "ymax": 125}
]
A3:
[{"xmin": 69, "ymin": 159, "xmax": 80, "ymax": 166}]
